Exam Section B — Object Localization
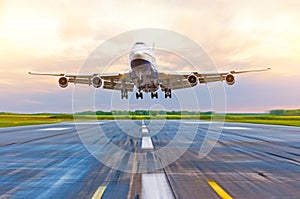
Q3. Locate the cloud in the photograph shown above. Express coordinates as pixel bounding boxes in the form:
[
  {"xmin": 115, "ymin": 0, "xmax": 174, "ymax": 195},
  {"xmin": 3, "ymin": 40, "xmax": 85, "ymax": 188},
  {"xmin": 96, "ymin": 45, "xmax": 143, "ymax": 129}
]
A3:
[
  {"xmin": 0, "ymin": 0, "xmax": 5, "ymax": 25},
  {"xmin": 22, "ymin": 99, "xmax": 43, "ymax": 105},
  {"xmin": 168, "ymin": 1, "xmax": 300, "ymax": 73},
  {"xmin": 0, "ymin": 0, "xmax": 299, "ymax": 112},
  {"xmin": 58, "ymin": 7, "xmax": 92, "ymax": 41}
]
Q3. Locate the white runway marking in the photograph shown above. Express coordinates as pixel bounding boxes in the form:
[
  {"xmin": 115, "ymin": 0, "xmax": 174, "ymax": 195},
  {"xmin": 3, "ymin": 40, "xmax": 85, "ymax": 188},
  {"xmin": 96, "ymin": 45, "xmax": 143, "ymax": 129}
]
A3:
[
  {"xmin": 142, "ymin": 128, "xmax": 149, "ymax": 133},
  {"xmin": 141, "ymin": 136, "xmax": 154, "ymax": 149},
  {"xmin": 142, "ymin": 173, "xmax": 173, "ymax": 199},
  {"xmin": 38, "ymin": 128, "xmax": 70, "ymax": 131},
  {"xmin": 142, "ymin": 125, "xmax": 147, "ymax": 128},
  {"xmin": 222, "ymin": 127, "xmax": 251, "ymax": 130}
]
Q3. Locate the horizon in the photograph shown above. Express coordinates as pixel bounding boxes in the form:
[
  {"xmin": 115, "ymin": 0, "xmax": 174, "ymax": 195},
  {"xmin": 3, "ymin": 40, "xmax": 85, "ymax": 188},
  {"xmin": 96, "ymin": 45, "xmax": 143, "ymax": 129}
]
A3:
[{"xmin": 3, "ymin": 108, "xmax": 300, "ymax": 115}]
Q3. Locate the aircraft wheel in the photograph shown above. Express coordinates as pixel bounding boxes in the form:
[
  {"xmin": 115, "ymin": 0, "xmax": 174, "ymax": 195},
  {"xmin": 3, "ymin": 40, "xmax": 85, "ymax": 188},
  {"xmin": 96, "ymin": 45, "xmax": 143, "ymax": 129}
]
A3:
[
  {"xmin": 151, "ymin": 92, "xmax": 158, "ymax": 99},
  {"xmin": 164, "ymin": 89, "xmax": 172, "ymax": 98},
  {"xmin": 136, "ymin": 92, "xmax": 143, "ymax": 99}
]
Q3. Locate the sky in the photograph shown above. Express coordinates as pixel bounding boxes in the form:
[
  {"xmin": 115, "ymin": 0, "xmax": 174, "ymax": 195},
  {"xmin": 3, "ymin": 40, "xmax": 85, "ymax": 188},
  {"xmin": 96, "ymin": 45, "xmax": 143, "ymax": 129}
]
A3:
[{"xmin": 0, "ymin": 0, "xmax": 300, "ymax": 113}]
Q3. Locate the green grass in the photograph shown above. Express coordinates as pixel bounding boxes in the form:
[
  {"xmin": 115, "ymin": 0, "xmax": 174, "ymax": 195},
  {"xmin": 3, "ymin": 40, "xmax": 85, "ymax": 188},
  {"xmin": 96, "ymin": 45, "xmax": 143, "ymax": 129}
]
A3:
[
  {"xmin": 1, "ymin": 113, "xmax": 300, "ymax": 128},
  {"xmin": 224, "ymin": 115, "xmax": 300, "ymax": 127},
  {"xmin": 0, "ymin": 114, "xmax": 73, "ymax": 128}
]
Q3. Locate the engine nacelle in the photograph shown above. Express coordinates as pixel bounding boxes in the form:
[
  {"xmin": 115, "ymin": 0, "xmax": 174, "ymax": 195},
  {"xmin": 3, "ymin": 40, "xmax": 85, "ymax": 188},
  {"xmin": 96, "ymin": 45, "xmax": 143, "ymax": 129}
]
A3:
[
  {"xmin": 58, "ymin": 77, "xmax": 68, "ymax": 88},
  {"xmin": 225, "ymin": 74, "xmax": 235, "ymax": 85},
  {"xmin": 92, "ymin": 76, "xmax": 102, "ymax": 88},
  {"xmin": 187, "ymin": 74, "xmax": 198, "ymax": 86}
]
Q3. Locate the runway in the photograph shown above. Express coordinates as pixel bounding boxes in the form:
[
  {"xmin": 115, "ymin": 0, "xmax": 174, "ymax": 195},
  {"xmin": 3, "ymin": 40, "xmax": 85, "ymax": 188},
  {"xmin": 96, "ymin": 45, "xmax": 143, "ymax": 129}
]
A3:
[{"xmin": 0, "ymin": 120, "xmax": 299, "ymax": 198}]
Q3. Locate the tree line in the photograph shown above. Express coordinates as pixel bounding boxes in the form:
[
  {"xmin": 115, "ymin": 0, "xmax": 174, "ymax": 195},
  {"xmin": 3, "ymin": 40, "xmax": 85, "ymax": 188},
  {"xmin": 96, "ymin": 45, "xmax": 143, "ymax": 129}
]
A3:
[{"xmin": 269, "ymin": 109, "xmax": 300, "ymax": 116}]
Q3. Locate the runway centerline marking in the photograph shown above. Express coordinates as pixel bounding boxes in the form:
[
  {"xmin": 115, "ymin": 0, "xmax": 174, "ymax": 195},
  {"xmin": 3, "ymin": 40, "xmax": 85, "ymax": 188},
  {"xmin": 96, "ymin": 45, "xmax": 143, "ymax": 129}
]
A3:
[
  {"xmin": 38, "ymin": 127, "xmax": 70, "ymax": 131},
  {"xmin": 208, "ymin": 180, "xmax": 233, "ymax": 199},
  {"xmin": 142, "ymin": 173, "xmax": 173, "ymax": 199},
  {"xmin": 91, "ymin": 186, "xmax": 106, "ymax": 199},
  {"xmin": 142, "ymin": 136, "xmax": 154, "ymax": 149},
  {"xmin": 222, "ymin": 127, "xmax": 250, "ymax": 130},
  {"xmin": 142, "ymin": 128, "xmax": 149, "ymax": 133}
]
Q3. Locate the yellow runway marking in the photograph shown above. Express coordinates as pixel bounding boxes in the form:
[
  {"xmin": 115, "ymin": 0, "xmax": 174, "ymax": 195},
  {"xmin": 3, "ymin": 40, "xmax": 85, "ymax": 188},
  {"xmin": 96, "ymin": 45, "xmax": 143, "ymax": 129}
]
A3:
[
  {"xmin": 208, "ymin": 180, "xmax": 233, "ymax": 199},
  {"xmin": 91, "ymin": 186, "xmax": 106, "ymax": 199}
]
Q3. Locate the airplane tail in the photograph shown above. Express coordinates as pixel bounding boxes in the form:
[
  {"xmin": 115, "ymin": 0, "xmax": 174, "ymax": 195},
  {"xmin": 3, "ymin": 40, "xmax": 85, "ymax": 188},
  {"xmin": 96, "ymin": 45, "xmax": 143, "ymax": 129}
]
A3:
[{"xmin": 152, "ymin": 42, "xmax": 155, "ymax": 56}]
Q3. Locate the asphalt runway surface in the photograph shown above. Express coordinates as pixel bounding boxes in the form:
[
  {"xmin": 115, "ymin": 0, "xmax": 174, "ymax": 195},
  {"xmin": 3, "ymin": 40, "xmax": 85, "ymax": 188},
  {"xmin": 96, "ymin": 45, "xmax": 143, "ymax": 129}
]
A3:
[{"xmin": 0, "ymin": 120, "xmax": 299, "ymax": 199}]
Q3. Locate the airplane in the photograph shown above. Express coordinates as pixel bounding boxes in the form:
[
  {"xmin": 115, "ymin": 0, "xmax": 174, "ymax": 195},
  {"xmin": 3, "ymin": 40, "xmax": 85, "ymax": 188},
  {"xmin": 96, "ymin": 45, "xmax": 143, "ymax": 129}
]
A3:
[{"xmin": 29, "ymin": 42, "xmax": 271, "ymax": 99}]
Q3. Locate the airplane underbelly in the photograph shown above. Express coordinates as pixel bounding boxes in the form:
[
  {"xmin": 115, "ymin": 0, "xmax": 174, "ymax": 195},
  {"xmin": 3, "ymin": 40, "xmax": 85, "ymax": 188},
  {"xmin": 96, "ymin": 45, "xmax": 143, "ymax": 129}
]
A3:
[
  {"xmin": 135, "ymin": 77, "xmax": 159, "ymax": 92},
  {"xmin": 140, "ymin": 83, "xmax": 159, "ymax": 92},
  {"xmin": 130, "ymin": 65, "xmax": 158, "ymax": 92}
]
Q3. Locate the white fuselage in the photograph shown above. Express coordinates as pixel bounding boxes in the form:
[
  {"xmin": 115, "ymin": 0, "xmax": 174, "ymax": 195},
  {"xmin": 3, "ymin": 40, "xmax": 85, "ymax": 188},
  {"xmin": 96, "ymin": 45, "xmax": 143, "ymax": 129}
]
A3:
[{"xmin": 129, "ymin": 42, "xmax": 159, "ymax": 93}]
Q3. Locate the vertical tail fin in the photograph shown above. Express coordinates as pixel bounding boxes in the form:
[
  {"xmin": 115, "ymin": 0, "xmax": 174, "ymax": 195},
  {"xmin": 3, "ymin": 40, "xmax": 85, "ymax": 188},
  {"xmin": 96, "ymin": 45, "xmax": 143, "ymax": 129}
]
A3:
[{"xmin": 152, "ymin": 42, "xmax": 155, "ymax": 56}]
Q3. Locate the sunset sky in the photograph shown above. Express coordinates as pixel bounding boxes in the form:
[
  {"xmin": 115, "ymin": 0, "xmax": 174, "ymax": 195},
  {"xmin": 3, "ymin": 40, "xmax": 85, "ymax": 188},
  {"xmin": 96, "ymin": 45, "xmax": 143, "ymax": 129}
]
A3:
[{"xmin": 0, "ymin": 0, "xmax": 299, "ymax": 113}]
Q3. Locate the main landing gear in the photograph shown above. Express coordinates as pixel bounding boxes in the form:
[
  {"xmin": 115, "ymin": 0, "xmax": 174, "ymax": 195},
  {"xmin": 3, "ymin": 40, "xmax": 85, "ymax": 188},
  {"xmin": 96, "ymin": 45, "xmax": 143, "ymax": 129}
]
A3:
[
  {"xmin": 135, "ymin": 91, "xmax": 158, "ymax": 99},
  {"xmin": 164, "ymin": 88, "xmax": 172, "ymax": 98},
  {"xmin": 121, "ymin": 89, "xmax": 128, "ymax": 99},
  {"xmin": 136, "ymin": 92, "xmax": 143, "ymax": 99},
  {"xmin": 151, "ymin": 92, "xmax": 158, "ymax": 99},
  {"xmin": 134, "ymin": 89, "xmax": 171, "ymax": 99}
]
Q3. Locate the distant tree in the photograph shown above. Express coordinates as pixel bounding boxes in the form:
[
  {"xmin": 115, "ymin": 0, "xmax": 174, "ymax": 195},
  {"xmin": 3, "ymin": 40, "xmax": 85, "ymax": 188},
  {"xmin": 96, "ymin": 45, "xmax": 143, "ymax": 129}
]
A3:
[
  {"xmin": 270, "ymin": 110, "xmax": 286, "ymax": 115},
  {"xmin": 78, "ymin": 111, "xmax": 95, "ymax": 115},
  {"xmin": 150, "ymin": 111, "xmax": 158, "ymax": 117},
  {"xmin": 285, "ymin": 109, "xmax": 300, "ymax": 116},
  {"xmin": 158, "ymin": 111, "xmax": 165, "ymax": 115}
]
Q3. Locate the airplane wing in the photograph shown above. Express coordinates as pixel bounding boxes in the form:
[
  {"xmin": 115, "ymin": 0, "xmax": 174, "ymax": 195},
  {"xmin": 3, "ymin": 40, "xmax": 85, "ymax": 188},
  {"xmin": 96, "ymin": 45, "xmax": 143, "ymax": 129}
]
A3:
[
  {"xmin": 29, "ymin": 67, "xmax": 270, "ymax": 91},
  {"xmin": 28, "ymin": 72, "xmax": 134, "ymax": 91},
  {"xmin": 158, "ymin": 67, "xmax": 271, "ymax": 90}
]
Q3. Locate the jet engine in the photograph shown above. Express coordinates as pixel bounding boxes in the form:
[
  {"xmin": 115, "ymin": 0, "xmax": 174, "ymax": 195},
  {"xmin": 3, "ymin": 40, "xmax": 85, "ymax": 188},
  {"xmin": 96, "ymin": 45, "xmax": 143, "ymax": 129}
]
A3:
[
  {"xmin": 187, "ymin": 74, "xmax": 198, "ymax": 86},
  {"xmin": 58, "ymin": 77, "xmax": 68, "ymax": 88},
  {"xmin": 92, "ymin": 76, "xmax": 102, "ymax": 88},
  {"xmin": 225, "ymin": 74, "xmax": 235, "ymax": 85}
]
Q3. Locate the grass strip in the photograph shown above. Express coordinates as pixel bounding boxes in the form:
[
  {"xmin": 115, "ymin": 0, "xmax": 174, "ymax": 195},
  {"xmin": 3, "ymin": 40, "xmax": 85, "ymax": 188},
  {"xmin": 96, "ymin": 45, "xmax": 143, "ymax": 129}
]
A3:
[{"xmin": 1, "ymin": 114, "xmax": 300, "ymax": 127}]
